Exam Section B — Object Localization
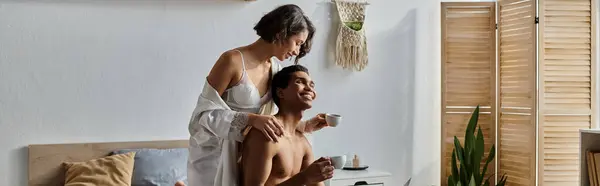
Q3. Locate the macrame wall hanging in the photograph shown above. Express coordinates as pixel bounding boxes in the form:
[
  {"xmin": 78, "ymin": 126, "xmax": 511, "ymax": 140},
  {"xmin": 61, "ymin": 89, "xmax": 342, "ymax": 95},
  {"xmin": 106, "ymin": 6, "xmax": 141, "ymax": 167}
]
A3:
[{"xmin": 333, "ymin": 0, "xmax": 369, "ymax": 71}]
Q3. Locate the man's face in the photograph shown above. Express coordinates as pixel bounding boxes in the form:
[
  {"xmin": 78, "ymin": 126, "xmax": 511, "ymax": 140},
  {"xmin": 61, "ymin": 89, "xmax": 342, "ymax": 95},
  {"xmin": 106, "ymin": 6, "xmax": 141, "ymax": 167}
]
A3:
[{"xmin": 277, "ymin": 71, "xmax": 316, "ymax": 110}]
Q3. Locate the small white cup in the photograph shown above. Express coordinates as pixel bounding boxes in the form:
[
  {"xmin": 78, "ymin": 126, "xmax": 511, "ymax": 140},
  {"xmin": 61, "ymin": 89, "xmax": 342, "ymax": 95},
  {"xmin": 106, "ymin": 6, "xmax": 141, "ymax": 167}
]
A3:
[
  {"xmin": 330, "ymin": 155, "xmax": 347, "ymax": 169},
  {"xmin": 325, "ymin": 113, "xmax": 342, "ymax": 127}
]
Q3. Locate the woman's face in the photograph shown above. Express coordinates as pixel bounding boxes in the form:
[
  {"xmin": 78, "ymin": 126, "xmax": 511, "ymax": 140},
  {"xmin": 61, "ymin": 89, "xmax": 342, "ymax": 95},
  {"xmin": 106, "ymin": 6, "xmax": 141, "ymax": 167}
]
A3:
[{"xmin": 274, "ymin": 30, "xmax": 308, "ymax": 61}]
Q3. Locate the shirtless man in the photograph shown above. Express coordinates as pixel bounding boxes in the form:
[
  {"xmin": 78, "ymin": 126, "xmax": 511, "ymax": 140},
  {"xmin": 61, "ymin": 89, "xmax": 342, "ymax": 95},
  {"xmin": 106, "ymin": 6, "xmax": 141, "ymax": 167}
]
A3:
[{"xmin": 240, "ymin": 65, "xmax": 334, "ymax": 186}]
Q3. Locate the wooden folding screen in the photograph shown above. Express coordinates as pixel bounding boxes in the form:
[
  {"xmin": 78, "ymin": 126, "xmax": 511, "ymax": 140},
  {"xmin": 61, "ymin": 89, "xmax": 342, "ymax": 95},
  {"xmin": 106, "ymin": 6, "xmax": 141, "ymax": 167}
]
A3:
[
  {"xmin": 497, "ymin": 0, "xmax": 537, "ymax": 185},
  {"xmin": 441, "ymin": 0, "xmax": 596, "ymax": 185},
  {"xmin": 441, "ymin": 3, "xmax": 497, "ymax": 185},
  {"xmin": 538, "ymin": 0, "xmax": 596, "ymax": 185}
]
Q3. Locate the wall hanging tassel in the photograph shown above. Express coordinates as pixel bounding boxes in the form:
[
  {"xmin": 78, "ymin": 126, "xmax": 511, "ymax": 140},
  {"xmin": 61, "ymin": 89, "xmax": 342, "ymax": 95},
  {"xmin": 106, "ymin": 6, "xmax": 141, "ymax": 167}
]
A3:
[{"xmin": 333, "ymin": 0, "xmax": 369, "ymax": 71}]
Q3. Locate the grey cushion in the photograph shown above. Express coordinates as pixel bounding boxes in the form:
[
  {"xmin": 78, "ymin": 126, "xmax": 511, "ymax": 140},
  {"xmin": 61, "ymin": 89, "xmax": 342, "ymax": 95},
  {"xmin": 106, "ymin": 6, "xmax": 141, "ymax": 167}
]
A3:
[{"xmin": 112, "ymin": 148, "xmax": 188, "ymax": 186}]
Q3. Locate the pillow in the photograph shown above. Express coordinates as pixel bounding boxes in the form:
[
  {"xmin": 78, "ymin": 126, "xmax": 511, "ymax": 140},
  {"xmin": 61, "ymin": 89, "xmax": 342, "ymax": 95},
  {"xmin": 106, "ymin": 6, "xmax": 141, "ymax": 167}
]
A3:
[
  {"xmin": 112, "ymin": 148, "xmax": 188, "ymax": 186},
  {"xmin": 63, "ymin": 152, "xmax": 136, "ymax": 186}
]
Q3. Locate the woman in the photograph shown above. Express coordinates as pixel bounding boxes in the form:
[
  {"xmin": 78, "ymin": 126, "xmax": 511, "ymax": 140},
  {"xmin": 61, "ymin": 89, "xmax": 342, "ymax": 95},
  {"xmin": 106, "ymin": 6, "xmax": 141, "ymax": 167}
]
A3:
[{"xmin": 187, "ymin": 4, "xmax": 332, "ymax": 186}]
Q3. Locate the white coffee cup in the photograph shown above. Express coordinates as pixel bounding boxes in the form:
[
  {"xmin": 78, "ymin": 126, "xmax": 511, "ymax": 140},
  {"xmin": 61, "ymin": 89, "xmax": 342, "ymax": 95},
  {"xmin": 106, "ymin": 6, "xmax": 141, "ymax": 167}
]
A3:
[
  {"xmin": 330, "ymin": 155, "xmax": 347, "ymax": 169},
  {"xmin": 325, "ymin": 113, "xmax": 342, "ymax": 127}
]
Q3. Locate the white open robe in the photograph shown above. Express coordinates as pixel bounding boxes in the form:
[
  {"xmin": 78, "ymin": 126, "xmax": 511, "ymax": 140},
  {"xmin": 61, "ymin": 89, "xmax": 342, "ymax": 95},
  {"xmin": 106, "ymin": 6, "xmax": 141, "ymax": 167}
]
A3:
[{"xmin": 187, "ymin": 63, "xmax": 309, "ymax": 186}]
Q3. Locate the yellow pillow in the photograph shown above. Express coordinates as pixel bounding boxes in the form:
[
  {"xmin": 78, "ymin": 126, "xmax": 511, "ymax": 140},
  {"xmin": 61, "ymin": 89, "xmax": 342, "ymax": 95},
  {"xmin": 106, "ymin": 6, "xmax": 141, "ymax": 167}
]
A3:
[{"xmin": 63, "ymin": 152, "xmax": 136, "ymax": 186}]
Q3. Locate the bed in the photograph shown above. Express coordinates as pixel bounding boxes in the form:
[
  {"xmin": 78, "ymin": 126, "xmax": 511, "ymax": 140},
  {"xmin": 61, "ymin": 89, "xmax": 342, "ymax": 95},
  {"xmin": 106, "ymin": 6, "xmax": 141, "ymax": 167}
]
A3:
[{"xmin": 28, "ymin": 139, "xmax": 189, "ymax": 186}]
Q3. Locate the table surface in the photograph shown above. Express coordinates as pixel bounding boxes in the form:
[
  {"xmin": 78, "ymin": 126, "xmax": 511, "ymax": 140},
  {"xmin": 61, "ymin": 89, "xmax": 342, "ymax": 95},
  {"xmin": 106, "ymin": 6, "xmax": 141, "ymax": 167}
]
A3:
[{"xmin": 331, "ymin": 169, "xmax": 392, "ymax": 180}]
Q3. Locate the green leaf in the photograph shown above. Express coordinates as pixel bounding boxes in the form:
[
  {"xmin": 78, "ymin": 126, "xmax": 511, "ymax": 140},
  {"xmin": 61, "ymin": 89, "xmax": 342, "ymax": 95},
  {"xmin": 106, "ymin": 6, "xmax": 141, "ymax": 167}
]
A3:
[
  {"xmin": 473, "ymin": 127, "xmax": 485, "ymax": 184},
  {"xmin": 496, "ymin": 173, "xmax": 508, "ymax": 186},
  {"xmin": 344, "ymin": 21, "xmax": 363, "ymax": 31},
  {"xmin": 469, "ymin": 175, "xmax": 476, "ymax": 186},
  {"xmin": 481, "ymin": 144, "xmax": 495, "ymax": 185},
  {"xmin": 483, "ymin": 174, "xmax": 493, "ymax": 186},
  {"xmin": 454, "ymin": 136, "xmax": 468, "ymax": 184},
  {"xmin": 466, "ymin": 136, "xmax": 474, "ymax": 176},
  {"xmin": 452, "ymin": 149, "xmax": 459, "ymax": 183},
  {"xmin": 446, "ymin": 105, "xmax": 505, "ymax": 186},
  {"xmin": 465, "ymin": 105, "xmax": 480, "ymax": 146},
  {"xmin": 463, "ymin": 105, "xmax": 479, "ymax": 179}
]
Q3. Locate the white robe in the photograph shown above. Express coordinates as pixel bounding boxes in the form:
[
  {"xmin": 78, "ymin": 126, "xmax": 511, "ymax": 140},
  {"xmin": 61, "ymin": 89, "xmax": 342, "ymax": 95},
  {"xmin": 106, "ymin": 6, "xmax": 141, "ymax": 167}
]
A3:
[{"xmin": 187, "ymin": 63, "xmax": 308, "ymax": 186}]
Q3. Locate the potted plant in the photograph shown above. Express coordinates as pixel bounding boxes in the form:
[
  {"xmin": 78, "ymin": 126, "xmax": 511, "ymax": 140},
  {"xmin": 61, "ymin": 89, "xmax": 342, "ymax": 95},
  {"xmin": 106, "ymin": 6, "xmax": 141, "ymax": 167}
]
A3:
[{"xmin": 447, "ymin": 105, "xmax": 508, "ymax": 186}]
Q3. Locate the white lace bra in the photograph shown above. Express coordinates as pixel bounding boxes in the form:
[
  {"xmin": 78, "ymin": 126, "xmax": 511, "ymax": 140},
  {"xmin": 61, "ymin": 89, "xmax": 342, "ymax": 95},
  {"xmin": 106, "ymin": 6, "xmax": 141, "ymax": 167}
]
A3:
[{"xmin": 222, "ymin": 50, "xmax": 271, "ymax": 113}]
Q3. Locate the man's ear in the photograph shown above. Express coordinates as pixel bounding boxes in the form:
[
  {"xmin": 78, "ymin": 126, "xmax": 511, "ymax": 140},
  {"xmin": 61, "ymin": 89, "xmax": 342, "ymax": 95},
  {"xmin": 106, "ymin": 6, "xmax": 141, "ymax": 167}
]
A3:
[{"xmin": 276, "ymin": 88, "xmax": 285, "ymax": 101}]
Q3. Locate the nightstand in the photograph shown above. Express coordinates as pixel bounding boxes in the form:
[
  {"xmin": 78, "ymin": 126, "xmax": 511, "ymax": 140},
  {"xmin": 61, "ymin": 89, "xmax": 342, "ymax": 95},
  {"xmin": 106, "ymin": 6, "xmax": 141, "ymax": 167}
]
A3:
[{"xmin": 324, "ymin": 169, "xmax": 392, "ymax": 186}]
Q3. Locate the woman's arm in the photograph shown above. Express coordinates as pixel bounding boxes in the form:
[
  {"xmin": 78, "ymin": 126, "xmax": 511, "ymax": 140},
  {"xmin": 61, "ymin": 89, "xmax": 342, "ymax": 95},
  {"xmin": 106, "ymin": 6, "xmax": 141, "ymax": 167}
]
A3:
[
  {"xmin": 191, "ymin": 50, "xmax": 283, "ymax": 142},
  {"xmin": 194, "ymin": 110, "xmax": 248, "ymax": 142},
  {"xmin": 296, "ymin": 120, "xmax": 308, "ymax": 133},
  {"xmin": 191, "ymin": 51, "xmax": 249, "ymax": 141},
  {"xmin": 298, "ymin": 114, "xmax": 328, "ymax": 134},
  {"xmin": 207, "ymin": 50, "xmax": 239, "ymax": 96}
]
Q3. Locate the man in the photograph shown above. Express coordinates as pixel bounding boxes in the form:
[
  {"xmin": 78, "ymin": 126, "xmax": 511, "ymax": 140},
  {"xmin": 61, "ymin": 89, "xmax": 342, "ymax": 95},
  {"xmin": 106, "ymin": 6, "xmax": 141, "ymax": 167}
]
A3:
[{"xmin": 240, "ymin": 65, "xmax": 335, "ymax": 186}]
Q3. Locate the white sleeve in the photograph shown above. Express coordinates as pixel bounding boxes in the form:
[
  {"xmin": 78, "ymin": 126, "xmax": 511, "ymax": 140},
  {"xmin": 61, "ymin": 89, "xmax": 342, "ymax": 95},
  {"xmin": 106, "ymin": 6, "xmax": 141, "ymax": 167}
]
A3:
[
  {"xmin": 296, "ymin": 120, "xmax": 309, "ymax": 133},
  {"xmin": 192, "ymin": 109, "xmax": 248, "ymax": 142}
]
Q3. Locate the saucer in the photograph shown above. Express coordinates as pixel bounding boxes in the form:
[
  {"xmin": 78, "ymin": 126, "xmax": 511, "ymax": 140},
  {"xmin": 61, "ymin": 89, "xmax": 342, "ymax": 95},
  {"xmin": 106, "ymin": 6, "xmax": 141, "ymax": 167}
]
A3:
[{"xmin": 342, "ymin": 165, "xmax": 369, "ymax": 170}]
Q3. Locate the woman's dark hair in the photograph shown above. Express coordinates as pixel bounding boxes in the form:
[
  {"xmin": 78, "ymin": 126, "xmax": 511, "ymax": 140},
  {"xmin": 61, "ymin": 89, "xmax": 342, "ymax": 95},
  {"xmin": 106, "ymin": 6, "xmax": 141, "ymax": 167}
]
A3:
[
  {"xmin": 271, "ymin": 65, "xmax": 310, "ymax": 106},
  {"xmin": 254, "ymin": 4, "xmax": 316, "ymax": 64}
]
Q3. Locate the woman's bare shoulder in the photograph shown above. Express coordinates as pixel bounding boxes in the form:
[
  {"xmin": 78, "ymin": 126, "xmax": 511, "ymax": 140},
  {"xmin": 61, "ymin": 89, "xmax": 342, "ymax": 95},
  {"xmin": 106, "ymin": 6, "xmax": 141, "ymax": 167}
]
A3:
[
  {"xmin": 212, "ymin": 49, "xmax": 243, "ymax": 71},
  {"xmin": 206, "ymin": 49, "xmax": 245, "ymax": 93}
]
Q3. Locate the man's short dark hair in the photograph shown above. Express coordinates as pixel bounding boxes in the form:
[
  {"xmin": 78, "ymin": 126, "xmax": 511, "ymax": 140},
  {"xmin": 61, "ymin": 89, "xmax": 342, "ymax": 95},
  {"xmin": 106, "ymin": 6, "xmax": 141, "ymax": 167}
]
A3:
[
  {"xmin": 253, "ymin": 4, "xmax": 316, "ymax": 64},
  {"xmin": 271, "ymin": 65, "xmax": 309, "ymax": 106}
]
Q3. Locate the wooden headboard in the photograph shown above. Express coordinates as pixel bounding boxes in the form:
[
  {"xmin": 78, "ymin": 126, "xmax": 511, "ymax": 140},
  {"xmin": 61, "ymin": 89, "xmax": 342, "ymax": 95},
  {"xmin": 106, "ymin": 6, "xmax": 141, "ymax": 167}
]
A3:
[{"xmin": 28, "ymin": 140, "xmax": 188, "ymax": 186}]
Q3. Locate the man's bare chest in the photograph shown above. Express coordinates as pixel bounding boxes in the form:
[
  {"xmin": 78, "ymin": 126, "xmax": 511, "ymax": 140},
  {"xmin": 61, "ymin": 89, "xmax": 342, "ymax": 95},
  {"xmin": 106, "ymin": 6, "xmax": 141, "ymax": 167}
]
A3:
[{"xmin": 271, "ymin": 139, "xmax": 306, "ymax": 178}]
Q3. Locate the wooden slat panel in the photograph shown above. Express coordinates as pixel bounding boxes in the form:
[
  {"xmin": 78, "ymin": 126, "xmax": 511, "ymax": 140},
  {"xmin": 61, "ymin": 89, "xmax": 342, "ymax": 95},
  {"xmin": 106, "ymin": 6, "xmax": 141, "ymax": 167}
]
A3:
[
  {"xmin": 441, "ymin": 2, "xmax": 496, "ymax": 185},
  {"xmin": 538, "ymin": 0, "xmax": 596, "ymax": 185},
  {"xmin": 497, "ymin": 0, "xmax": 536, "ymax": 185}
]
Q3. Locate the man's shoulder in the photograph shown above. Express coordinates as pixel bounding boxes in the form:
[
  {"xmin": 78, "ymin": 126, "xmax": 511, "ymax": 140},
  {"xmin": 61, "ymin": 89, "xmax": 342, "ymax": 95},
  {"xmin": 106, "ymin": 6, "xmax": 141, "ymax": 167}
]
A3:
[
  {"xmin": 244, "ymin": 128, "xmax": 279, "ymax": 149},
  {"xmin": 294, "ymin": 130, "xmax": 311, "ymax": 146},
  {"xmin": 245, "ymin": 128, "xmax": 270, "ymax": 142},
  {"xmin": 294, "ymin": 130, "xmax": 307, "ymax": 138}
]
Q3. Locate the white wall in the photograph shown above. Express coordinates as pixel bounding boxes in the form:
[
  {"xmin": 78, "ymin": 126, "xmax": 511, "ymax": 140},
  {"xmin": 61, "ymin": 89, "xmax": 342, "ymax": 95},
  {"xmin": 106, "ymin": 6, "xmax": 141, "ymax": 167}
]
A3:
[{"xmin": 0, "ymin": 0, "xmax": 442, "ymax": 186}]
